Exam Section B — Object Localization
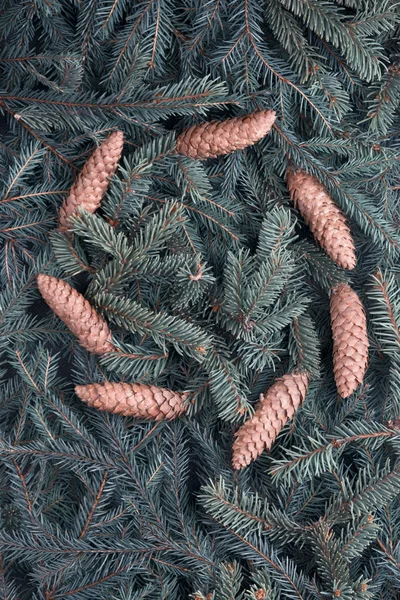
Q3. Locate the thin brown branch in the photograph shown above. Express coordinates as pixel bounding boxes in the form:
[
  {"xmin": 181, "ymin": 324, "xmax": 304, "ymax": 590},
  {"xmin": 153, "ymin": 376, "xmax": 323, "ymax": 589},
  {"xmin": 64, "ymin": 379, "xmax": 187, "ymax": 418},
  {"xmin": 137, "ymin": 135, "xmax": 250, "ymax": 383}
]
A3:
[
  {"xmin": 374, "ymin": 271, "xmax": 400, "ymax": 346},
  {"xmin": 1, "ymin": 104, "xmax": 76, "ymax": 170},
  {"xmin": 79, "ymin": 471, "xmax": 108, "ymax": 539},
  {"xmin": 243, "ymin": 0, "xmax": 331, "ymax": 130}
]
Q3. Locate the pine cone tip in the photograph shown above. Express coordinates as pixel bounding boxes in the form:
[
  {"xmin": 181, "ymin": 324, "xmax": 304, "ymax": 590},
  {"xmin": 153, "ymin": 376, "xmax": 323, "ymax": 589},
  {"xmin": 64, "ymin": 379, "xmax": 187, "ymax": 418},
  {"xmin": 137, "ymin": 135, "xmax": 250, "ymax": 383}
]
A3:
[
  {"xmin": 75, "ymin": 385, "xmax": 90, "ymax": 401},
  {"xmin": 37, "ymin": 273, "xmax": 48, "ymax": 288}
]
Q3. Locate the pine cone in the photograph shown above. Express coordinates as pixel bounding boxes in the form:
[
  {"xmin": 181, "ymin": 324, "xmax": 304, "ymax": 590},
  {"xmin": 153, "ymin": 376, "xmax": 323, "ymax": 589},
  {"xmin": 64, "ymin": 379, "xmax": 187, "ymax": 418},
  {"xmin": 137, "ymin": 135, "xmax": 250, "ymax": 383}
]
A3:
[
  {"xmin": 37, "ymin": 274, "xmax": 114, "ymax": 355},
  {"xmin": 330, "ymin": 283, "xmax": 369, "ymax": 398},
  {"xmin": 286, "ymin": 169, "xmax": 356, "ymax": 270},
  {"xmin": 232, "ymin": 372, "xmax": 309, "ymax": 470},
  {"xmin": 59, "ymin": 131, "xmax": 124, "ymax": 231},
  {"xmin": 387, "ymin": 418, "xmax": 400, "ymax": 430},
  {"xmin": 75, "ymin": 382, "xmax": 188, "ymax": 420},
  {"xmin": 176, "ymin": 110, "xmax": 276, "ymax": 160}
]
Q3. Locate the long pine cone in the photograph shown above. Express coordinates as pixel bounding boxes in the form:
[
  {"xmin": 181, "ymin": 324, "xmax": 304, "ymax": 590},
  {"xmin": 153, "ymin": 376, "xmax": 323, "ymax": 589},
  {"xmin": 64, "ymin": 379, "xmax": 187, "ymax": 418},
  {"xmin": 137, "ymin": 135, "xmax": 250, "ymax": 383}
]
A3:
[
  {"xmin": 59, "ymin": 131, "xmax": 124, "ymax": 231},
  {"xmin": 286, "ymin": 169, "xmax": 356, "ymax": 270},
  {"xmin": 37, "ymin": 274, "xmax": 114, "ymax": 355},
  {"xmin": 176, "ymin": 110, "xmax": 276, "ymax": 160},
  {"xmin": 330, "ymin": 283, "xmax": 369, "ymax": 398},
  {"xmin": 232, "ymin": 372, "xmax": 309, "ymax": 470},
  {"xmin": 75, "ymin": 382, "xmax": 188, "ymax": 420}
]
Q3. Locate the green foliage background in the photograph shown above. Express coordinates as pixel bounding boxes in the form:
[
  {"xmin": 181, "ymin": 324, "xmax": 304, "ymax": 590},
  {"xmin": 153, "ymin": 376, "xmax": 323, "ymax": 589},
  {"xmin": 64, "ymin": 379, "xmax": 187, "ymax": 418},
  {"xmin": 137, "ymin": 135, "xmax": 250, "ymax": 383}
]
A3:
[{"xmin": 0, "ymin": 0, "xmax": 399, "ymax": 598}]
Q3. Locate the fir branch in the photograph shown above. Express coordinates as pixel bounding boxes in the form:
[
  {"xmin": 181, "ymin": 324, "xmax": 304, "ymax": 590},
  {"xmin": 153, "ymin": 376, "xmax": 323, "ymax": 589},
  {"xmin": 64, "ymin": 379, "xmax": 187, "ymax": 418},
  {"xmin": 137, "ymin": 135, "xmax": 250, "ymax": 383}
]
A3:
[
  {"xmin": 307, "ymin": 521, "xmax": 354, "ymax": 597},
  {"xmin": 201, "ymin": 478, "xmax": 306, "ymax": 546},
  {"xmin": 95, "ymin": 291, "xmax": 212, "ymax": 360},
  {"xmin": 365, "ymin": 64, "xmax": 400, "ymax": 134},
  {"xmin": 270, "ymin": 421, "xmax": 396, "ymax": 484},
  {"xmin": 368, "ymin": 270, "xmax": 400, "ymax": 356},
  {"xmin": 340, "ymin": 515, "xmax": 380, "ymax": 561},
  {"xmin": 0, "ymin": 77, "xmax": 235, "ymax": 120},
  {"xmin": 0, "ymin": 2, "xmax": 399, "ymax": 596}
]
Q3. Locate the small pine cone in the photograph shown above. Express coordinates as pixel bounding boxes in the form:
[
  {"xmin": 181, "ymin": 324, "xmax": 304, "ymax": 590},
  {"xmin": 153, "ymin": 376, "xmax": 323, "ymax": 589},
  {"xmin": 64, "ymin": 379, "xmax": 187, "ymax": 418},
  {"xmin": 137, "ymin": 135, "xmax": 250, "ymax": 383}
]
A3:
[
  {"xmin": 176, "ymin": 110, "xmax": 276, "ymax": 160},
  {"xmin": 59, "ymin": 131, "xmax": 124, "ymax": 231},
  {"xmin": 286, "ymin": 169, "xmax": 356, "ymax": 270},
  {"xmin": 232, "ymin": 372, "xmax": 309, "ymax": 470},
  {"xmin": 387, "ymin": 418, "xmax": 400, "ymax": 430},
  {"xmin": 330, "ymin": 283, "xmax": 369, "ymax": 398},
  {"xmin": 37, "ymin": 274, "xmax": 114, "ymax": 355},
  {"xmin": 75, "ymin": 382, "xmax": 188, "ymax": 420}
]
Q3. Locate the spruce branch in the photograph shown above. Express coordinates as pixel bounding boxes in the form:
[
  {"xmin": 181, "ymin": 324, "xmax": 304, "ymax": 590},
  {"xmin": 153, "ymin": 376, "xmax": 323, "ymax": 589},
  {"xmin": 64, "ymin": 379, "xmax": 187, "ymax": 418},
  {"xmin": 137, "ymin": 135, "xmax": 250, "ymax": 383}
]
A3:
[{"xmin": 95, "ymin": 291, "xmax": 212, "ymax": 361}]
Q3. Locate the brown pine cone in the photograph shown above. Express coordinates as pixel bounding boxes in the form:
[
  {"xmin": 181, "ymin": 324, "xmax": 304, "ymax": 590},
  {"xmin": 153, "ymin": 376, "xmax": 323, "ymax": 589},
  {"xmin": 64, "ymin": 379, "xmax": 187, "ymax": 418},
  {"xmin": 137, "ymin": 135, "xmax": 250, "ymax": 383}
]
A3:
[
  {"xmin": 59, "ymin": 131, "xmax": 124, "ymax": 231},
  {"xmin": 232, "ymin": 372, "xmax": 309, "ymax": 470},
  {"xmin": 330, "ymin": 283, "xmax": 369, "ymax": 398},
  {"xmin": 37, "ymin": 274, "xmax": 114, "ymax": 355},
  {"xmin": 387, "ymin": 418, "xmax": 400, "ymax": 430},
  {"xmin": 286, "ymin": 169, "xmax": 356, "ymax": 270},
  {"xmin": 75, "ymin": 382, "xmax": 188, "ymax": 420},
  {"xmin": 176, "ymin": 110, "xmax": 276, "ymax": 160}
]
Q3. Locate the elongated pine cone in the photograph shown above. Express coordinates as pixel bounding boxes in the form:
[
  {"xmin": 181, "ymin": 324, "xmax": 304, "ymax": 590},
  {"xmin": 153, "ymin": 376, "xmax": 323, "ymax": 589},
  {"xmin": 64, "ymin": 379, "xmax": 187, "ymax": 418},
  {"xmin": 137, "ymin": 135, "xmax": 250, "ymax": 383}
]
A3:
[
  {"xmin": 232, "ymin": 372, "xmax": 309, "ymax": 469},
  {"xmin": 75, "ymin": 382, "xmax": 188, "ymax": 420},
  {"xmin": 176, "ymin": 110, "xmax": 276, "ymax": 160},
  {"xmin": 330, "ymin": 283, "xmax": 369, "ymax": 398},
  {"xmin": 286, "ymin": 169, "xmax": 356, "ymax": 270},
  {"xmin": 37, "ymin": 274, "xmax": 114, "ymax": 355},
  {"xmin": 59, "ymin": 131, "xmax": 124, "ymax": 231}
]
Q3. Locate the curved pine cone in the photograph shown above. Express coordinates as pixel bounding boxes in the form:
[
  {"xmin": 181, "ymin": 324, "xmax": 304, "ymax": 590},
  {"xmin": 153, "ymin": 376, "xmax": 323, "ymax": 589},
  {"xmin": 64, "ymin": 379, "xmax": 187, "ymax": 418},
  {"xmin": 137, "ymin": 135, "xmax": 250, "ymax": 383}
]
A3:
[
  {"xmin": 59, "ymin": 131, "xmax": 124, "ymax": 231},
  {"xmin": 232, "ymin": 372, "xmax": 309, "ymax": 470},
  {"xmin": 286, "ymin": 169, "xmax": 356, "ymax": 270},
  {"xmin": 37, "ymin": 274, "xmax": 114, "ymax": 355},
  {"xmin": 75, "ymin": 382, "xmax": 188, "ymax": 420},
  {"xmin": 330, "ymin": 283, "xmax": 369, "ymax": 398},
  {"xmin": 176, "ymin": 110, "xmax": 276, "ymax": 160}
]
